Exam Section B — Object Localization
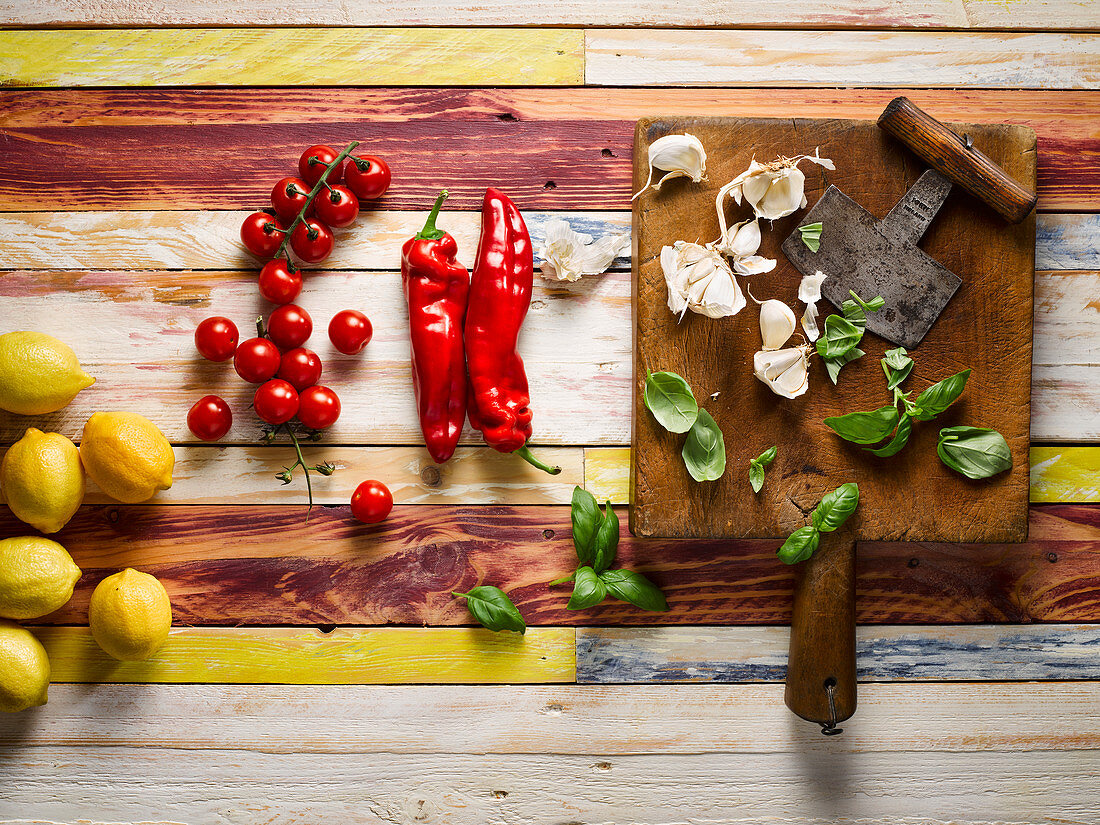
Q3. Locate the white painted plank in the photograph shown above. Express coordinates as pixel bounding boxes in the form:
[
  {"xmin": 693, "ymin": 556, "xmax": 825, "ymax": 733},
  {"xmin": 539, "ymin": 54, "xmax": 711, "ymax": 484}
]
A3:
[
  {"xmin": 577, "ymin": 625, "xmax": 1100, "ymax": 683},
  {"xmin": 2, "ymin": 682, "xmax": 1097, "ymax": 754},
  {"xmin": 0, "ymin": 210, "xmax": 1085, "ymax": 271},
  {"xmin": 586, "ymin": 30, "xmax": 1100, "ymax": 89}
]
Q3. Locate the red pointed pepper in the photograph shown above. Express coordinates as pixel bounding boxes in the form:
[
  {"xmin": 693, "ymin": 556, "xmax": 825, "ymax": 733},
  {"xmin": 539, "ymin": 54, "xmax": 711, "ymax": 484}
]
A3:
[
  {"xmin": 465, "ymin": 187, "xmax": 560, "ymax": 475},
  {"xmin": 401, "ymin": 190, "xmax": 469, "ymax": 464}
]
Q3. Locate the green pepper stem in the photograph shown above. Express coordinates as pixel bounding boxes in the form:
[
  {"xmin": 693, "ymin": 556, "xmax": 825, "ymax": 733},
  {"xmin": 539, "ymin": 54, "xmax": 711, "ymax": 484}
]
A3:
[
  {"xmin": 515, "ymin": 445, "xmax": 561, "ymax": 475},
  {"xmin": 415, "ymin": 190, "xmax": 449, "ymax": 240}
]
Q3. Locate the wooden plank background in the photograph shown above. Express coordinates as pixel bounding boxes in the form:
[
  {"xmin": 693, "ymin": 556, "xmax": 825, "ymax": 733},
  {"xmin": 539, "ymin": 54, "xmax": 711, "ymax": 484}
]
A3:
[{"xmin": 0, "ymin": 5, "xmax": 1097, "ymax": 824}]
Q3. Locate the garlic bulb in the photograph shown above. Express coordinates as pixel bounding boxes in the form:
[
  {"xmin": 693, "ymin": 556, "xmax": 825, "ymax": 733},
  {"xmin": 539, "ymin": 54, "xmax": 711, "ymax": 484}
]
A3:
[
  {"xmin": 632, "ymin": 134, "xmax": 708, "ymax": 201},
  {"xmin": 753, "ymin": 345, "xmax": 811, "ymax": 399},
  {"xmin": 538, "ymin": 218, "xmax": 630, "ymax": 283},
  {"xmin": 661, "ymin": 240, "xmax": 746, "ymax": 320},
  {"xmin": 758, "ymin": 299, "xmax": 796, "ymax": 350},
  {"xmin": 712, "ymin": 216, "xmax": 777, "ymax": 276},
  {"xmin": 798, "ymin": 271, "xmax": 828, "ymax": 342},
  {"xmin": 720, "ymin": 150, "xmax": 835, "ymax": 221}
]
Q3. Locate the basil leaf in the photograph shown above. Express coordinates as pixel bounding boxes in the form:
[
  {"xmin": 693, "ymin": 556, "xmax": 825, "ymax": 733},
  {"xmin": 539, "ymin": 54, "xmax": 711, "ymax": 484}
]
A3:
[
  {"xmin": 824, "ymin": 404, "xmax": 900, "ymax": 444},
  {"xmin": 798, "ymin": 222, "xmax": 822, "ymax": 252},
  {"xmin": 881, "ymin": 347, "xmax": 914, "ymax": 390},
  {"xmin": 748, "ymin": 445, "xmax": 777, "ymax": 493},
  {"xmin": 815, "ymin": 314, "xmax": 863, "ymax": 358},
  {"xmin": 591, "ymin": 501, "xmax": 619, "ymax": 573},
  {"xmin": 570, "ymin": 486, "xmax": 602, "ymax": 565},
  {"xmin": 848, "ymin": 290, "xmax": 884, "ymax": 313},
  {"xmin": 937, "ymin": 426, "xmax": 1013, "ymax": 479},
  {"xmin": 823, "ymin": 347, "xmax": 864, "ymax": 385},
  {"xmin": 811, "ymin": 482, "xmax": 860, "ymax": 532},
  {"xmin": 913, "ymin": 369, "xmax": 970, "ymax": 421},
  {"xmin": 599, "ymin": 568, "xmax": 669, "ymax": 612},
  {"xmin": 567, "ymin": 566, "xmax": 607, "ymax": 610},
  {"xmin": 682, "ymin": 408, "xmax": 725, "ymax": 482},
  {"xmin": 452, "ymin": 586, "xmax": 526, "ymax": 635},
  {"xmin": 840, "ymin": 300, "xmax": 867, "ymax": 332},
  {"xmin": 777, "ymin": 525, "xmax": 820, "ymax": 565},
  {"xmin": 867, "ymin": 414, "xmax": 912, "ymax": 457},
  {"xmin": 643, "ymin": 370, "xmax": 699, "ymax": 433}
]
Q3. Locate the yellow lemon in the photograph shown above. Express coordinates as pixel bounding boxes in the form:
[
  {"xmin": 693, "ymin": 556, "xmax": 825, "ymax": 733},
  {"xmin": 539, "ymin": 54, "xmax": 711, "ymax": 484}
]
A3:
[
  {"xmin": 88, "ymin": 568, "xmax": 171, "ymax": 661},
  {"xmin": 0, "ymin": 619, "xmax": 50, "ymax": 712},
  {"xmin": 0, "ymin": 537, "xmax": 81, "ymax": 620},
  {"xmin": 1, "ymin": 428, "xmax": 85, "ymax": 534},
  {"xmin": 0, "ymin": 331, "xmax": 95, "ymax": 415},
  {"xmin": 79, "ymin": 412, "xmax": 174, "ymax": 504}
]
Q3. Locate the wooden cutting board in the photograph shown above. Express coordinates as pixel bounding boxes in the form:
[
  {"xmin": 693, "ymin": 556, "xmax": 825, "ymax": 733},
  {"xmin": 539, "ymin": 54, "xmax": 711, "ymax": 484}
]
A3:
[{"xmin": 630, "ymin": 116, "xmax": 1036, "ymax": 543}]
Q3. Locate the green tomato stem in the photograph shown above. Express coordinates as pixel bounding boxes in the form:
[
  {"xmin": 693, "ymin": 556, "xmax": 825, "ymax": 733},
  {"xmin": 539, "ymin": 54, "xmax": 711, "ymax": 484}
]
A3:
[{"xmin": 272, "ymin": 140, "xmax": 360, "ymax": 262}]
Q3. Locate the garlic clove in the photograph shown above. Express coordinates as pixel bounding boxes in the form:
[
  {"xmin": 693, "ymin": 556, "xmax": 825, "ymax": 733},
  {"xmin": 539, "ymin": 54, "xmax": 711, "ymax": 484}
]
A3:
[
  {"xmin": 661, "ymin": 240, "xmax": 745, "ymax": 320},
  {"xmin": 732, "ymin": 255, "xmax": 777, "ymax": 276},
  {"xmin": 753, "ymin": 346, "xmax": 810, "ymax": 398},
  {"xmin": 758, "ymin": 299, "xmax": 796, "ymax": 350},
  {"xmin": 632, "ymin": 133, "xmax": 708, "ymax": 201}
]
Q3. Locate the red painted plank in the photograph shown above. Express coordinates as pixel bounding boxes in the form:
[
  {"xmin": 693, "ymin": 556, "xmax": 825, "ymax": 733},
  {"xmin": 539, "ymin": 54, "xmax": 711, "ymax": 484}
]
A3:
[{"xmin": 5, "ymin": 504, "xmax": 1095, "ymax": 627}]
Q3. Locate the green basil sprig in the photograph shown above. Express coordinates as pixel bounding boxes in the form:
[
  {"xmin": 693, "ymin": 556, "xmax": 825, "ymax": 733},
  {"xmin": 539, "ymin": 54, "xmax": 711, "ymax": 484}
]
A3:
[
  {"xmin": 777, "ymin": 483, "xmax": 859, "ymax": 565},
  {"xmin": 912, "ymin": 369, "xmax": 970, "ymax": 421},
  {"xmin": 815, "ymin": 315, "xmax": 863, "ymax": 358},
  {"xmin": 682, "ymin": 409, "xmax": 726, "ymax": 482},
  {"xmin": 749, "ymin": 445, "xmax": 777, "ymax": 493},
  {"xmin": 643, "ymin": 370, "xmax": 699, "ymax": 433},
  {"xmin": 819, "ymin": 291, "xmax": 882, "ymax": 384},
  {"xmin": 452, "ymin": 586, "xmax": 526, "ymax": 635},
  {"xmin": 881, "ymin": 347, "xmax": 914, "ymax": 391},
  {"xmin": 937, "ymin": 426, "xmax": 1012, "ymax": 479},
  {"xmin": 556, "ymin": 486, "xmax": 670, "ymax": 613},
  {"xmin": 823, "ymin": 405, "xmax": 899, "ymax": 444}
]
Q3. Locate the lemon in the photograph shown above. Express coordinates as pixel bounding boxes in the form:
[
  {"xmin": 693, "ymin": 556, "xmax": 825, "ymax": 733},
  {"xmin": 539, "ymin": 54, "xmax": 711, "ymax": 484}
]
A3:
[
  {"xmin": 80, "ymin": 412, "xmax": 175, "ymax": 504},
  {"xmin": 0, "ymin": 331, "xmax": 95, "ymax": 415},
  {"xmin": 0, "ymin": 619, "xmax": 50, "ymax": 712},
  {"xmin": 0, "ymin": 537, "xmax": 81, "ymax": 620},
  {"xmin": 88, "ymin": 568, "xmax": 171, "ymax": 661},
  {"xmin": 1, "ymin": 428, "xmax": 86, "ymax": 534}
]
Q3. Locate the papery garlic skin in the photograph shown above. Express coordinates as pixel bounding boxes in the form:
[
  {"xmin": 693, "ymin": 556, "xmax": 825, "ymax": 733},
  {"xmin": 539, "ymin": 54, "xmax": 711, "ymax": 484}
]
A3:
[
  {"xmin": 721, "ymin": 150, "xmax": 835, "ymax": 221},
  {"xmin": 753, "ymin": 345, "xmax": 811, "ymax": 399},
  {"xmin": 632, "ymin": 134, "xmax": 708, "ymax": 201},
  {"xmin": 661, "ymin": 240, "xmax": 746, "ymax": 320},
  {"xmin": 758, "ymin": 299, "xmax": 796, "ymax": 351},
  {"xmin": 798, "ymin": 270, "xmax": 828, "ymax": 342},
  {"xmin": 538, "ymin": 218, "xmax": 630, "ymax": 283}
]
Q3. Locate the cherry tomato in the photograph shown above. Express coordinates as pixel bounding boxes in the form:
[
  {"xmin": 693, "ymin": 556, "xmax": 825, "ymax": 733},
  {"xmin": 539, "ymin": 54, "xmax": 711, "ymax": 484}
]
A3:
[
  {"xmin": 290, "ymin": 218, "xmax": 334, "ymax": 264},
  {"xmin": 277, "ymin": 347, "xmax": 322, "ymax": 391},
  {"xmin": 270, "ymin": 177, "xmax": 313, "ymax": 221},
  {"xmin": 234, "ymin": 337, "xmax": 281, "ymax": 383},
  {"xmin": 267, "ymin": 304, "xmax": 313, "ymax": 350},
  {"xmin": 187, "ymin": 395, "xmax": 233, "ymax": 442},
  {"xmin": 351, "ymin": 479, "xmax": 393, "ymax": 524},
  {"xmin": 298, "ymin": 145, "xmax": 344, "ymax": 186},
  {"xmin": 297, "ymin": 385, "xmax": 341, "ymax": 430},
  {"xmin": 345, "ymin": 155, "xmax": 391, "ymax": 200},
  {"xmin": 258, "ymin": 259, "xmax": 303, "ymax": 305},
  {"xmin": 314, "ymin": 185, "xmax": 359, "ymax": 229},
  {"xmin": 253, "ymin": 379, "xmax": 299, "ymax": 425},
  {"xmin": 240, "ymin": 212, "xmax": 287, "ymax": 258},
  {"xmin": 328, "ymin": 309, "xmax": 373, "ymax": 355},
  {"xmin": 195, "ymin": 316, "xmax": 239, "ymax": 362}
]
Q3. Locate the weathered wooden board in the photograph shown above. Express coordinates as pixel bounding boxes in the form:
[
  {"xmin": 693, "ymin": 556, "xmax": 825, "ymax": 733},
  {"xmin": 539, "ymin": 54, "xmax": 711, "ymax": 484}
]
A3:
[
  {"xmin": 2, "ymin": 747, "xmax": 1097, "ymax": 824},
  {"xmin": 3, "ymin": 504, "xmax": 1094, "ymax": 626},
  {"xmin": 633, "ymin": 116, "xmax": 1035, "ymax": 541},
  {"xmin": 12, "ymin": 0, "xmax": 1099, "ymax": 29},
  {"xmin": 0, "ymin": 28, "xmax": 584, "ymax": 87},
  {"xmin": 1, "ymin": 265, "xmax": 1094, "ymax": 444},
  {"xmin": 0, "ymin": 211, "xmax": 1091, "ymax": 272},
  {"xmin": 4, "ymin": 683, "xmax": 1099, "ymax": 753},
  {"xmin": 577, "ymin": 624, "xmax": 1100, "ymax": 683},
  {"xmin": 587, "ymin": 30, "xmax": 1100, "ymax": 89},
  {"xmin": 33, "ymin": 626, "xmax": 575, "ymax": 684}
]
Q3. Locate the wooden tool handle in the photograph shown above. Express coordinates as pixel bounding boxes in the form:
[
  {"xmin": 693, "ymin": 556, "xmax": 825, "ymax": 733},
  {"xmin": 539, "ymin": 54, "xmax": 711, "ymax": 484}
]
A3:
[
  {"xmin": 877, "ymin": 96, "xmax": 1036, "ymax": 224},
  {"xmin": 784, "ymin": 525, "xmax": 856, "ymax": 733}
]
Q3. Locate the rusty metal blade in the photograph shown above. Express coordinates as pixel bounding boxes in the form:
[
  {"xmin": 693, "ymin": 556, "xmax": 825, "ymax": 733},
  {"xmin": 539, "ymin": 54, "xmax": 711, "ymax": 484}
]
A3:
[{"xmin": 781, "ymin": 185, "xmax": 962, "ymax": 349}]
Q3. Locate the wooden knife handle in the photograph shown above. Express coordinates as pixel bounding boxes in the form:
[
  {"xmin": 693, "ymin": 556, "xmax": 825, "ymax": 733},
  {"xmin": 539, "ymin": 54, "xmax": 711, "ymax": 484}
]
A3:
[
  {"xmin": 784, "ymin": 524, "xmax": 857, "ymax": 732},
  {"xmin": 877, "ymin": 96, "xmax": 1037, "ymax": 224}
]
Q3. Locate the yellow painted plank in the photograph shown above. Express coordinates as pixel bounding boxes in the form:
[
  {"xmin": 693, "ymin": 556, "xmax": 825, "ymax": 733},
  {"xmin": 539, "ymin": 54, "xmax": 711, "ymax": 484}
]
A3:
[
  {"xmin": 34, "ymin": 626, "xmax": 576, "ymax": 684},
  {"xmin": 586, "ymin": 446, "xmax": 1100, "ymax": 504},
  {"xmin": 586, "ymin": 30, "xmax": 1100, "ymax": 89},
  {"xmin": 0, "ymin": 28, "xmax": 584, "ymax": 87},
  {"xmin": 1030, "ymin": 446, "xmax": 1100, "ymax": 503}
]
